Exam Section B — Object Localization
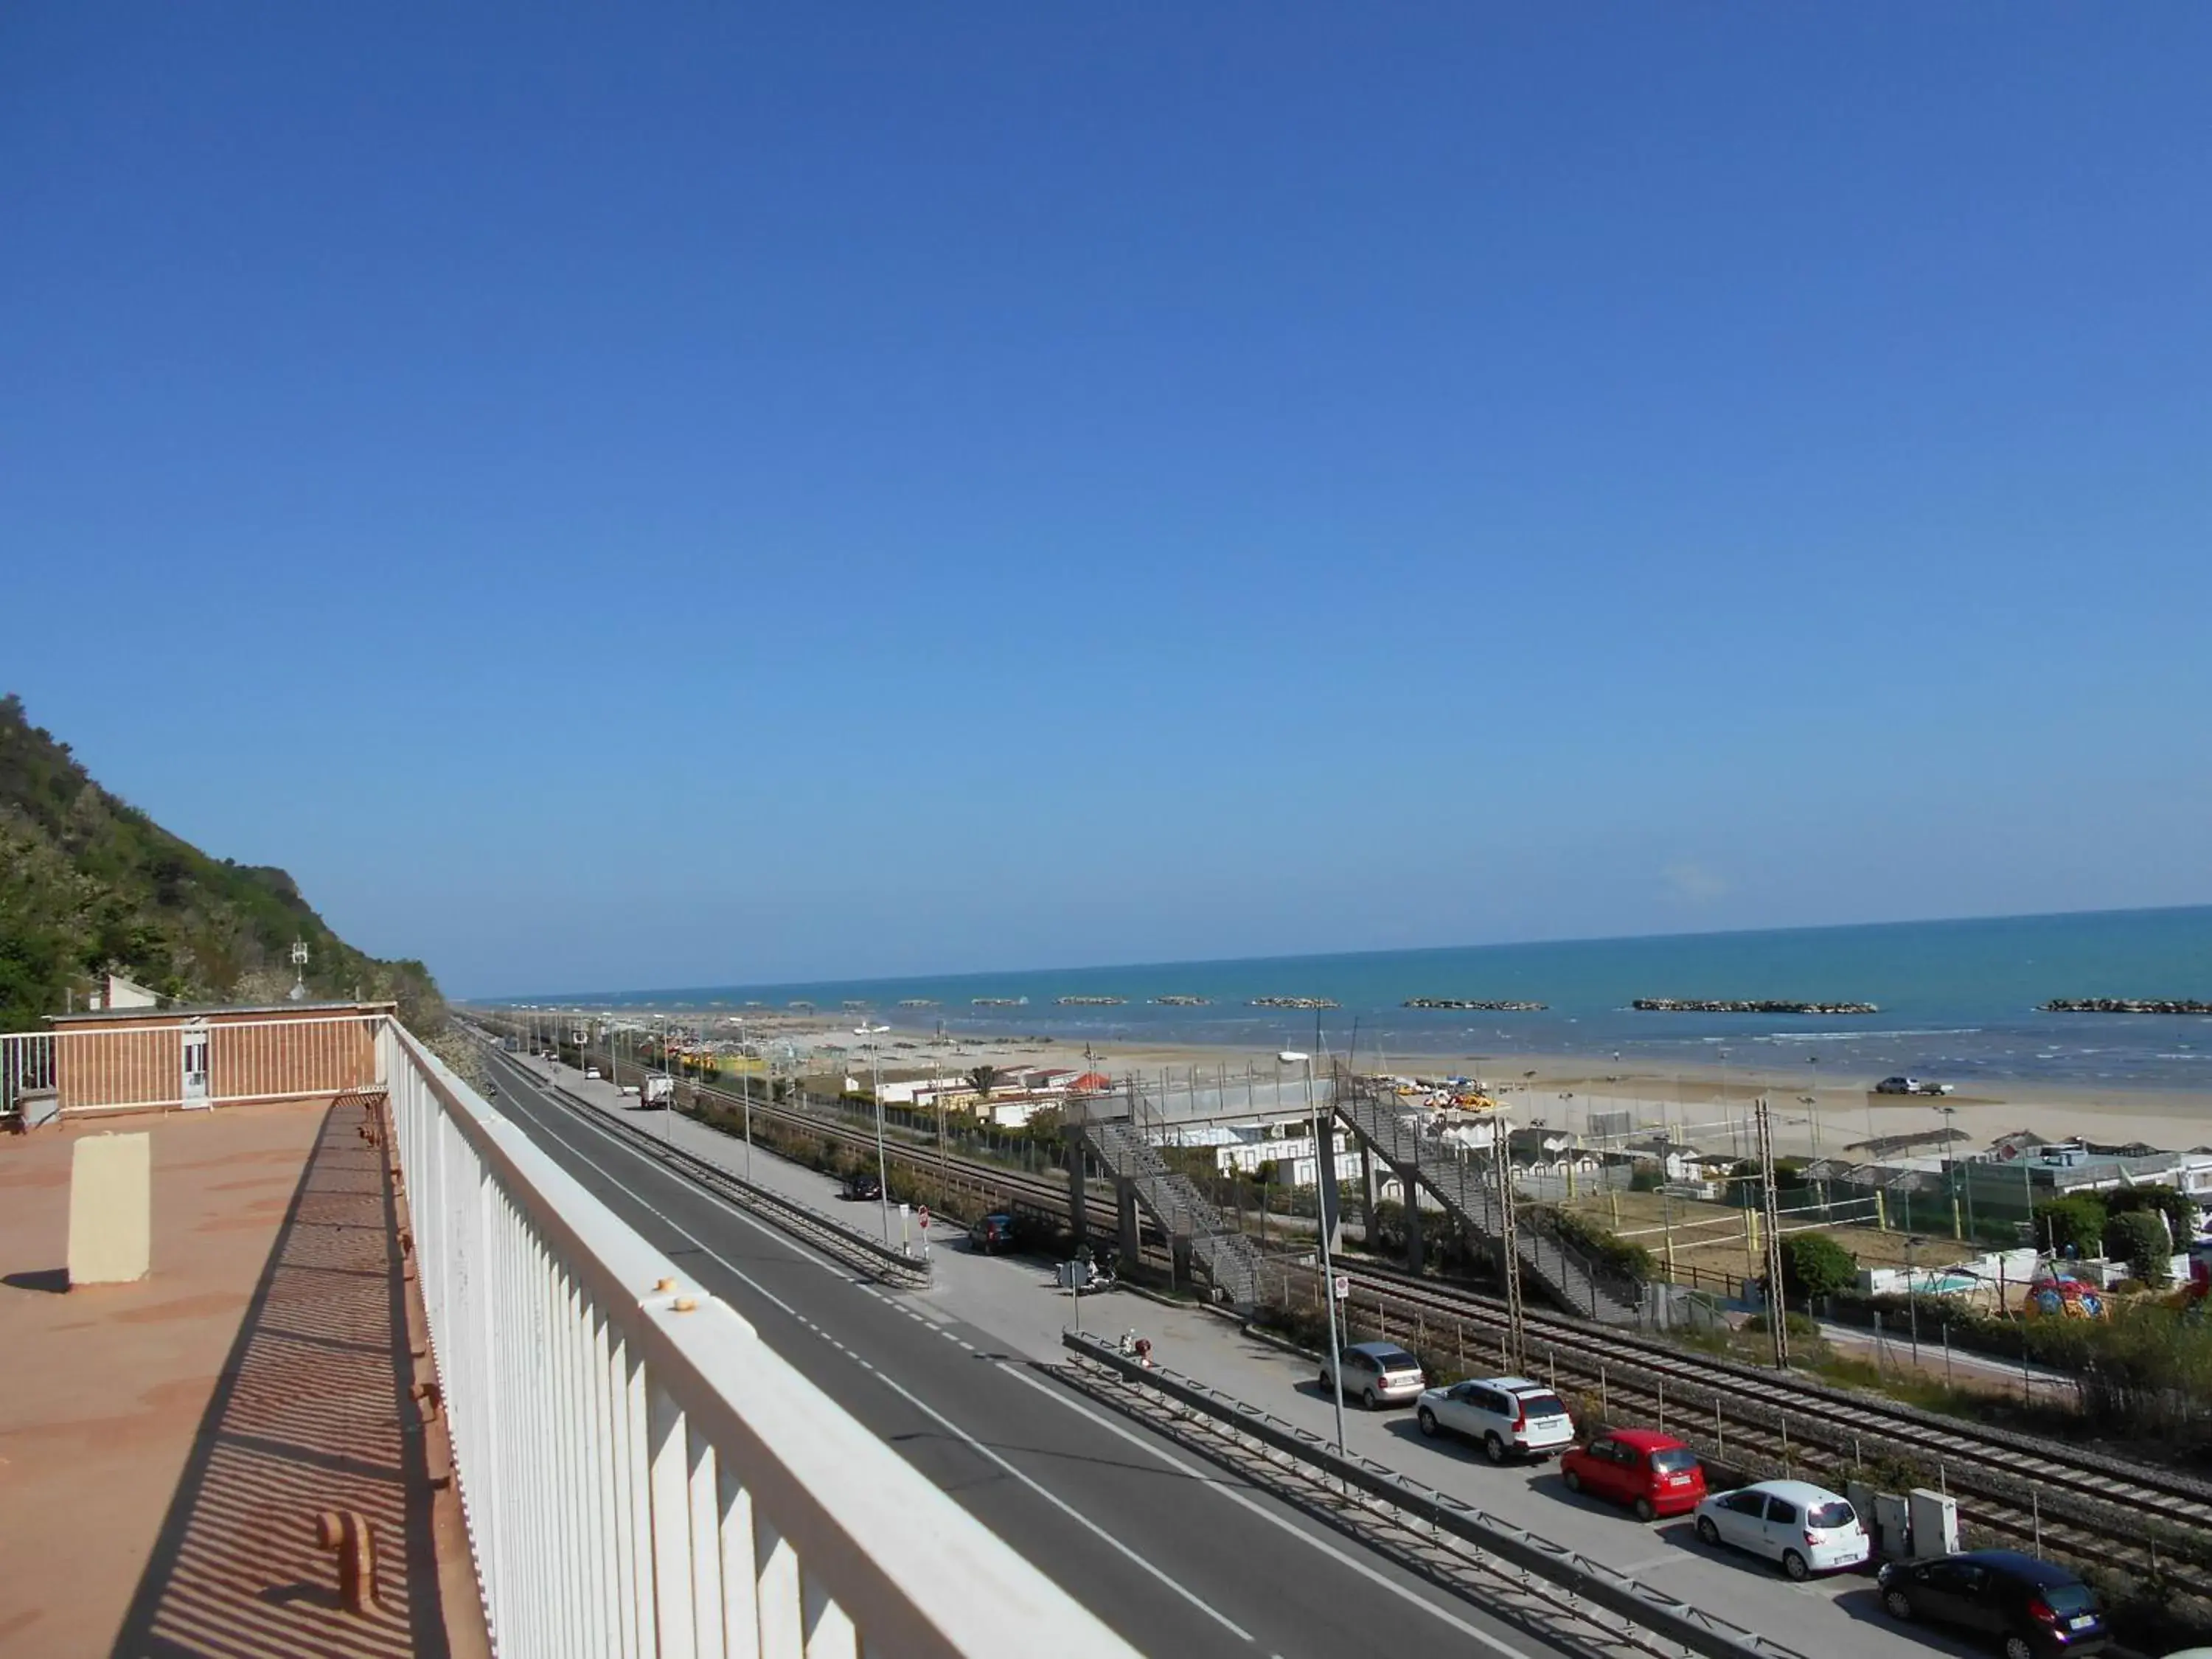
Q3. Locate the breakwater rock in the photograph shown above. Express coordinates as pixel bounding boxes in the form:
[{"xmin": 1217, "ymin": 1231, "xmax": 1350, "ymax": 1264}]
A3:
[
  {"xmin": 1152, "ymin": 995, "xmax": 1211, "ymax": 1006},
  {"xmin": 1251, "ymin": 995, "xmax": 1340, "ymax": 1009},
  {"xmin": 1633, "ymin": 998, "xmax": 1879, "ymax": 1015},
  {"xmin": 2043, "ymin": 998, "xmax": 2212, "ymax": 1016},
  {"xmin": 1055, "ymin": 995, "xmax": 1125, "ymax": 1006},
  {"xmin": 1404, "ymin": 998, "xmax": 1548, "ymax": 1012},
  {"xmin": 971, "ymin": 996, "xmax": 1029, "ymax": 1007}
]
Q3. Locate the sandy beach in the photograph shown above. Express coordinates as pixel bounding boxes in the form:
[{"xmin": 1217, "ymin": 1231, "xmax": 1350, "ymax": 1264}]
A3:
[{"xmin": 625, "ymin": 1008, "xmax": 2212, "ymax": 1163}]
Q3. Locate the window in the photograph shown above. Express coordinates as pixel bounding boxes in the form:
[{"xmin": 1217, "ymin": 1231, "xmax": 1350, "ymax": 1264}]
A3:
[
  {"xmin": 1588, "ymin": 1440, "xmax": 1618, "ymax": 1463},
  {"xmin": 1649, "ymin": 1447, "xmax": 1699, "ymax": 1475},
  {"xmin": 1806, "ymin": 1500, "xmax": 1856, "ymax": 1529},
  {"xmin": 1514, "ymin": 1391, "xmax": 1568, "ymax": 1418},
  {"xmin": 2040, "ymin": 1582, "xmax": 2095, "ymax": 1615},
  {"xmin": 1764, "ymin": 1498, "xmax": 1800, "ymax": 1526},
  {"xmin": 1722, "ymin": 1492, "xmax": 1767, "ymax": 1516}
]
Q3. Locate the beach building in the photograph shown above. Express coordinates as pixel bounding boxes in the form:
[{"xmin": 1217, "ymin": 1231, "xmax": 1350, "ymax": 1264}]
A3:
[
  {"xmin": 1208, "ymin": 1126, "xmax": 1363, "ymax": 1190},
  {"xmin": 1941, "ymin": 1139, "xmax": 2212, "ymax": 1228}
]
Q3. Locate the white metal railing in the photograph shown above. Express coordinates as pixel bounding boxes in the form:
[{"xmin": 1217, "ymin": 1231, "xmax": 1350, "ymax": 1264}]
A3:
[
  {"xmin": 383, "ymin": 1020, "xmax": 1137, "ymax": 1659},
  {"xmin": 3, "ymin": 1012, "xmax": 383, "ymax": 1116},
  {"xmin": 1, "ymin": 1030, "xmax": 58, "ymax": 1121}
]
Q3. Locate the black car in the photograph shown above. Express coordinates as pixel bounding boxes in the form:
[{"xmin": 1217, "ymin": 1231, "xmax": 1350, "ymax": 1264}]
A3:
[
  {"xmin": 970, "ymin": 1211, "xmax": 1015, "ymax": 1253},
  {"xmin": 840, "ymin": 1170, "xmax": 883, "ymax": 1201},
  {"xmin": 1879, "ymin": 1549, "xmax": 2106, "ymax": 1658}
]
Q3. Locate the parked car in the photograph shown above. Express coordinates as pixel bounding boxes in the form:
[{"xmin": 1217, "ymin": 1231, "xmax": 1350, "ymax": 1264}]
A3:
[
  {"xmin": 1415, "ymin": 1375, "xmax": 1575, "ymax": 1461},
  {"xmin": 1879, "ymin": 1550, "xmax": 2107, "ymax": 1658},
  {"xmin": 1693, "ymin": 1480, "xmax": 1869, "ymax": 1580},
  {"xmin": 969, "ymin": 1211, "xmax": 1016, "ymax": 1253},
  {"xmin": 1321, "ymin": 1341, "xmax": 1427, "ymax": 1410},
  {"xmin": 840, "ymin": 1170, "xmax": 883, "ymax": 1201},
  {"xmin": 619, "ymin": 1083, "xmax": 641, "ymax": 1098},
  {"xmin": 585, "ymin": 1066, "xmax": 602, "ymax": 1080},
  {"xmin": 1875, "ymin": 1075, "xmax": 1953, "ymax": 1096},
  {"xmin": 1559, "ymin": 1429, "xmax": 1705, "ymax": 1520}
]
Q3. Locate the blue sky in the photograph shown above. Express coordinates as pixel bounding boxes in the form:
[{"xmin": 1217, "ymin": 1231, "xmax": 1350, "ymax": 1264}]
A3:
[{"xmin": 4, "ymin": 7, "xmax": 2207, "ymax": 996}]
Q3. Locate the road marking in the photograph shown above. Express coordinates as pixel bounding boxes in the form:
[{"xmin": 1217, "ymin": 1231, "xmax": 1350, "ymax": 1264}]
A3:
[
  {"xmin": 865, "ymin": 1365, "xmax": 1253, "ymax": 1642},
  {"xmin": 484, "ymin": 1055, "xmax": 1252, "ymax": 1644},
  {"xmin": 995, "ymin": 1363, "xmax": 1539, "ymax": 1658}
]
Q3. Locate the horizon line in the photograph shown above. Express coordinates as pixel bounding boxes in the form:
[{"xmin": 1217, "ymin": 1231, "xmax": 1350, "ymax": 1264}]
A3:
[{"xmin": 459, "ymin": 897, "xmax": 2211, "ymax": 1006}]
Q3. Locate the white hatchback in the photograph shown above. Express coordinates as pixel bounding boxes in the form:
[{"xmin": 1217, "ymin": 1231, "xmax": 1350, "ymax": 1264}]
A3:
[
  {"xmin": 1414, "ymin": 1377, "xmax": 1576, "ymax": 1464},
  {"xmin": 1694, "ymin": 1480, "xmax": 1870, "ymax": 1580}
]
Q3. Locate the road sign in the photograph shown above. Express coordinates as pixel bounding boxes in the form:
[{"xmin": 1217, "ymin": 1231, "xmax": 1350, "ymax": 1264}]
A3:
[
  {"xmin": 1333, "ymin": 1275, "xmax": 1350, "ymax": 1301},
  {"xmin": 917, "ymin": 1206, "xmax": 931, "ymax": 1231}
]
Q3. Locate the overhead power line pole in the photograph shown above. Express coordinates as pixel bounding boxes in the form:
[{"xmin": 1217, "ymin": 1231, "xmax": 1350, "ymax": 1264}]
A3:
[
  {"xmin": 1756, "ymin": 1096, "xmax": 1790, "ymax": 1370},
  {"xmin": 1493, "ymin": 1115, "xmax": 1526, "ymax": 1374}
]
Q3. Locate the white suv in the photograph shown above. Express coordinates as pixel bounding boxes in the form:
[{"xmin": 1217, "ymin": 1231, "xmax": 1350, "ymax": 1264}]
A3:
[{"xmin": 1415, "ymin": 1376, "xmax": 1576, "ymax": 1463}]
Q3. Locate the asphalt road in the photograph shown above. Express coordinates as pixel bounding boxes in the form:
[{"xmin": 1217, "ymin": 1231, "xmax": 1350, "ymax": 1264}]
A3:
[{"xmin": 476, "ymin": 1046, "xmax": 1580, "ymax": 1659}]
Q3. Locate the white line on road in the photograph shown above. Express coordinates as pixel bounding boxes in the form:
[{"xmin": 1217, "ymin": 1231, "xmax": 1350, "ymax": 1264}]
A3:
[
  {"xmin": 994, "ymin": 1362, "xmax": 1540, "ymax": 1658},
  {"xmin": 485, "ymin": 1055, "xmax": 1253, "ymax": 1644}
]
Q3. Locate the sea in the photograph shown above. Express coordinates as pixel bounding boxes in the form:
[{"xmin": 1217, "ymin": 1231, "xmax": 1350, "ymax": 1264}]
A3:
[{"xmin": 540, "ymin": 905, "xmax": 2212, "ymax": 1093}]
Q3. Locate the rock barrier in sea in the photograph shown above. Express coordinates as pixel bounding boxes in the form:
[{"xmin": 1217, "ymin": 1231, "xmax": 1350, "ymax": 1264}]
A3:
[
  {"xmin": 1632, "ymin": 998, "xmax": 1879, "ymax": 1015},
  {"xmin": 1054, "ymin": 995, "xmax": 1125, "ymax": 1006},
  {"xmin": 1251, "ymin": 995, "xmax": 1340, "ymax": 1009},
  {"xmin": 1152, "ymin": 995, "xmax": 1211, "ymax": 1006},
  {"xmin": 1404, "ymin": 998, "xmax": 1548, "ymax": 1012},
  {"xmin": 2042, "ymin": 998, "xmax": 2212, "ymax": 1016}
]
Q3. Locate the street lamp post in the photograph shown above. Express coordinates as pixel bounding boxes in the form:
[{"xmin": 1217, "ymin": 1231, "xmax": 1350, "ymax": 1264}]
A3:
[
  {"xmin": 1283, "ymin": 1050, "xmax": 1346, "ymax": 1460},
  {"xmin": 859, "ymin": 1023, "xmax": 892, "ymax": 1246},
  {"xmin": 1905, "ymin": 1235, "xmax": 1924, "ymax": 1366},
  {"xmin": 740, "ymin": 1029, "xmax": 754, "ymax": 1182},
  {"xmin": 1939, "ymin": 1104, "xmax": 1972, "ymax": 1240}
]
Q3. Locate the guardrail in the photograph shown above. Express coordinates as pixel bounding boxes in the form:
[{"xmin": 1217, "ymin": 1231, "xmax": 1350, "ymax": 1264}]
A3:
[
  {"xmin": 538, "ymin": 1074, "xmax": 932, "ymax": 1289},
  {"xmin": 386, "ymin": 1019, "xmax": 1133, "ymax": 1658},
  {"xmin": 1061, "ymin": 1329, "xmax": 1816, "ymax": 1659}
]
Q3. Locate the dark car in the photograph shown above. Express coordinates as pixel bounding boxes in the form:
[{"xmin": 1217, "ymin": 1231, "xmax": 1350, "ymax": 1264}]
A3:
[
  {"xmin": 969, "ymin": 1211, "xmax": 1015, "ymax": 1253},
  {"xmin": 840, "ymin": 1170, "xmax": 883, "ymax": 1201},
  {"xmin": 1880, "ymin": 1549, "xmax": 2107, "ymax": 1658}
]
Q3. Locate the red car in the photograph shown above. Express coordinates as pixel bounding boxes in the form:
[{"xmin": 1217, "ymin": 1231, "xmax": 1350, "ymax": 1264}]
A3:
[{"xmin": 1559, "ymin": 1429, "xmax": 1706, "ymax": 1521}]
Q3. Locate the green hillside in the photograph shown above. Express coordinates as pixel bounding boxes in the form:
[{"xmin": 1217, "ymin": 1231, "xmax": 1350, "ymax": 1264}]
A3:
[{"xmin": 0, "ymin": 695, "xmax": 444, "ymax": 1033}]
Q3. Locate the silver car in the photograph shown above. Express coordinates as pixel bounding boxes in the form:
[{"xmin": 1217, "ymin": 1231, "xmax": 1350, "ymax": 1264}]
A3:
[{"xmin": 1320, "ymin": 1340, "xmax": 1427, "ymax": 1409}]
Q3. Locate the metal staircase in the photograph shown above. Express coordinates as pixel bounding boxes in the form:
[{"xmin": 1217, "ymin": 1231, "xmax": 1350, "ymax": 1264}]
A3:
[
  {"xmin": 1073, "ymin": 1108, "xmax": 1267, "ymax": 1308},
  {"xmin": 1332, "ymin": 1085, "xmax": 1641, "ymax": 1326}
]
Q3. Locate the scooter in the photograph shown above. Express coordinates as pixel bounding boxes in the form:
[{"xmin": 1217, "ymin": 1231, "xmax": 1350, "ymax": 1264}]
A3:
[{"xmin": 1079, "ymin": 1248, "xmax": 1119, "ymax": 1294}]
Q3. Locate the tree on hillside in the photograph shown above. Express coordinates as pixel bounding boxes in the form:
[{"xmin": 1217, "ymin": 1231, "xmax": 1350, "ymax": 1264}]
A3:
[
  {"xmin": 2034, "ymin": 1194, "xmax": 2108, "ymax": 1258},
  {"xmin": 1779, "ymin": 1232, "xmax": 1857, "ymax": 1300},
  {"xmin": 2106, "ymin": 1185, "xmax": 2194, "ymax": 1251},
  {"xmin": 0, "ymin": 695, "xmax": 445, "ymax": 1031},
  {"xmin": 2106, "ymin": 1211, "xmax": 2177, "ymax": 1288}
]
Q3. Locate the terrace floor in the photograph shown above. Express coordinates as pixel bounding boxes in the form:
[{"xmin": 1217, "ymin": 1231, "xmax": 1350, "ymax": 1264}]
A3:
[{"xmin": 0, "ymin": 1097, "xmax": 484, "ymax": 1658}]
